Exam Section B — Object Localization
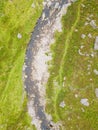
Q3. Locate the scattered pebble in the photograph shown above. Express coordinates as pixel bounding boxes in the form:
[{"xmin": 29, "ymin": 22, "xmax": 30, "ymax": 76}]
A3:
[
  {"xmin": 59, "ymin": 101, "xmax": 66, "ymax": 108},
  {"xmin": 17, "ymin": 33, "xmax": 22, "ymax": 39},
  {"xmin": 64, "ymin": 77, "xmax": 66, "ymax": 81},
  {"xmin": 75, "ymin": 29, "xmax": 78, "ymax": 32},
  {"xmin": 95, "ymin": 88, "xmax": 98, "ymax": 98},
  {"xmin": 88, "ymin": 33, "xmax": 92, "ymax": 38},
  {"xmin": 78, "ymin": 49, "xmax": 85, "ymax": 56},
  {"xmin": 89, "ymin": 14, "xmax": 94, "ymax": 18},
  {"xmin": 80, "ymin": 45, "xmax": 84, "ymax": 49},
  {"xmin": 81, "ymin": 34, "xmax": 86, "ymax": 39},
  {"xmin": 90, "ymin": 78, "xmax": 92, "ymax": 81},
  {"xmin": 55, "ymin": 2, "xmax": 59, "ymax": 9},
  {"xmin": 47, "ymin": 1, "xmax": 52, "ymax": 7},
  {"xmin": 80, "ymin": 98, "xmax": 89, "ymax": 106},
  {"xmin": 81, "ymin": 4, "xmax": 85, "ymax": 8},
  {"xmin": 90, "ymin": 20, "xmax": 97, "ymax": 29},
  {"xmin": 31, "ymin": 3, "xmax": 35, "ymax": 8},
  {"xmin": 93, "ymin": 69, "xmax": 98, "ymax": 75},
  {"xmin": 94, "ymin": 36, "xmax": 98, "ymax": 50},
  {"xmin": 86, "ymin": 17, "xmax": 90, "ymax": 21},
  {"xmin": 90, "ymin": 53, "xmax": 94, "ymax": 57},
  {"xmin": 24, "ymin": 74, "xmax": 28, "ymax": 78},
  {"xmin": 42, "ymin": 13, "xmax": 45, "ymax": 20},
  {"xmin": 75, "ymin": 94, "xmax": 78, "ymax": 98},
  {"xmin": 84, "ymin": 22, "xmax": 89, "ymax": 26}
]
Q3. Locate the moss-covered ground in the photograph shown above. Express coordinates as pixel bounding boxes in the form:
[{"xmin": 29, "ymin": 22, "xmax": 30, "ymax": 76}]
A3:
[
  {"xmin": 0, "ymin": 0, "xmax": 43, "ymax": 130},
  {"xmin": 46, "ymin": 0, "xmax": 98, "ymax": 129}
]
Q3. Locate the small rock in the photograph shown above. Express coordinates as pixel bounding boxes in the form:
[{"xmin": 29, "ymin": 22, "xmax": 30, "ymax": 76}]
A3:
[
  {"xmin": 54, "ymin": 2, "xmax": 59, "ymax": 9},
  {"xmin": 64, "ymin": 77, "xmax": 66, "ymax": 81},
  {"xmin": 78, "ymin": 49, "xmax": 85, "ymax": 56},
  {"xmin": 90, "ymin": 78, "xmax": 92, "ymax": 81},
  {"xmin": 31, "ymin": 3, "xmax": 35, "ymax": 8},
  {"xmin": 59, "ymin": 101, "xmax": 66, "ymax": 108},
  {"xmin": 47, "ymin": 1, "xmax": 52, "ymax": 7},
  {"xmin": 80, "ymin": 98, "xmax": 89, "ymax": 106},
  {"xmin": 17, "ymin": 33, "xmax": 22, "ymax": 39},
  {"xmin": 88, "ymin": 33, "xmax": 92, "ymax": 38},
  {"xmin": 93, "ymin": 69, "xmax": 98, "ymax": 75},
  {"xmin": 84, "ymin": 22, "xmax": 89, "ymax": 26},
  {"xmin": 95, "ymin": 88, "xmax": 98, "ymax": 98},
  {"xmin": 24, "ymin": 74, "xmax": 28, "ymax": 78},
  {"xmin": 90, "ymin": 20, "xmax": 97, "ymax": 29},
  {"xmin": 90, "ymin": 53, "xmax": 94, "ymax": 57},
  {"xmin": 75, "ymin": 94, "xmax": 78, "ymax": 98},
  {"xmin": 81, "ymin": 34, "xmax": 86, "ymax": 39},
  {"xmin": 80, "ymin": 45, "xmax": 84, "ymax": 49},
  {"xmin": 89, "ymin": 14, "xmax": 94, "ymax": 18},
  {"xmin": 94, "ymin": 36, "xmax": 98, "ymax": 50},
  {"xmin": 42, "ymin": 1, "xmax": 46, "ymax": 6},
  {"xmin": 86, "ymin": 17, "xmax": 90, "ymax": 21},
  {"xmin": 81, "ymin": 4, "xmax": 85, "ymax": 8},
  {"xmin": 75, "ymin": 29, "xmax": 78, "ymax": 32},
  {"xmin": 42, "ymin": 13, "xmax": 45, "ymax": 20}
]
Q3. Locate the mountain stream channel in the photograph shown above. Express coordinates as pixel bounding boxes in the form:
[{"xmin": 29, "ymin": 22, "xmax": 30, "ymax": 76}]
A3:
[{"xmin": 23, "ymin": 0, "xmax": 74, "ymax": 130}]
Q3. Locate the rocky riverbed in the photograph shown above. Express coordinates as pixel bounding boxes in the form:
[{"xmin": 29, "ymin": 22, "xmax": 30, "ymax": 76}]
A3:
[{"xmin": 23, "ymin": 0, "xmax": 72, "ymax": 130}]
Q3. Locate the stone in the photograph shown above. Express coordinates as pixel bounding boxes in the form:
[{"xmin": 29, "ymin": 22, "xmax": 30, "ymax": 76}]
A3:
[
  {"xmin": 86, "ymin": 17, "xmax": 90, "ymax": 21},
  {"xmin": 84, "ymin": 22, "xmax": 89, "ymax": 26},
  {"xmin": 81, "ymin": 4, "xmax": 85, "ymax": 8},
  {"xmin": 54, "ymin": 2, "xmax": 59, "ymax": 9},
  {"xmin": 42, "ymin": 1, "xmax": 46, "ymax": 6},
  {"xmin": 59, "ymin": 101, "xmax": 66, "ymax": 108},
  {"xmin": 78, "ymin": 49, "xmax": 85, "ymax": 56},
  {"xmin": 75, "ymin": 94, "xmax": 78, "ymax": 98},
  {"xmin": 95, "ymin": 88, "xmax": 98, "ymax": 98},
  {"xmin": 17, "ymin": 33, "xmax": 22, "ymax": 39},
  {"xmin": 42, "ymin": 12, "xmax": 45, "ymax": 20},
  {"xmin": 93, "ymin": 69, "xmax": 98, "ymax": 75},
  {"xmin": 90, "ymin": 53, "xmax": 94, "ymax": 57},
  {"xmin": 75, "ymin": 29, "xmax": 78, "ymax": 32},
  {"xmin": 94, "ymin": 36, "xmax": 98, "ymax": 50},
  {"xmin": 90, "ymin": 20, "xmax": 97, "ymax": 29},
  {"xmin": 31, "ymin": 3, "xmax": 35, "ymax": 8},
  {"xmin": 81, "ymin": 34, "xmax": 86, "ymax": 39},
  {"xmin": 47, "ymin": 1, "xmax": 52, "ymax": 7},
  {"xmin": 80, "ymin": 98, "xmax": 89, "ymax": 106},
  {"xmin": 88, "ymin": 33, "xmax": 92, "ymax": 38}
]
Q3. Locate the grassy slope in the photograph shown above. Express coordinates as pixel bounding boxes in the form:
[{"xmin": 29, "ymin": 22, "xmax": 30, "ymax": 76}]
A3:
[
  {"xmin": 46, "ymin": 0, "xmax": 98, "ymax": 130},
  {"xmin": 0, "ymin": 0, "xmax": 43, "ymax": 130}
]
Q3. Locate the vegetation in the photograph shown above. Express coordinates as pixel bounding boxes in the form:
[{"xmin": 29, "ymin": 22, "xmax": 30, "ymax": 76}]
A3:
[
  {"xmin": 0, "ymin": 0, "xmax": 43, "ymax": 129},
  {"xmin": 46, "ymin": 0, "xmax": 98, "ymax": 129}
]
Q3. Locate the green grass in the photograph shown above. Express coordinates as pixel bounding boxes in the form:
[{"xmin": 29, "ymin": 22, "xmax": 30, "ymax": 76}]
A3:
[
  {"xmin": 0, "ymin": 0, "xmax": 43, "ymax": 129},
  {"xmin": 46, "ymin": 0, "xmax": 98, "ymax": 129}
]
